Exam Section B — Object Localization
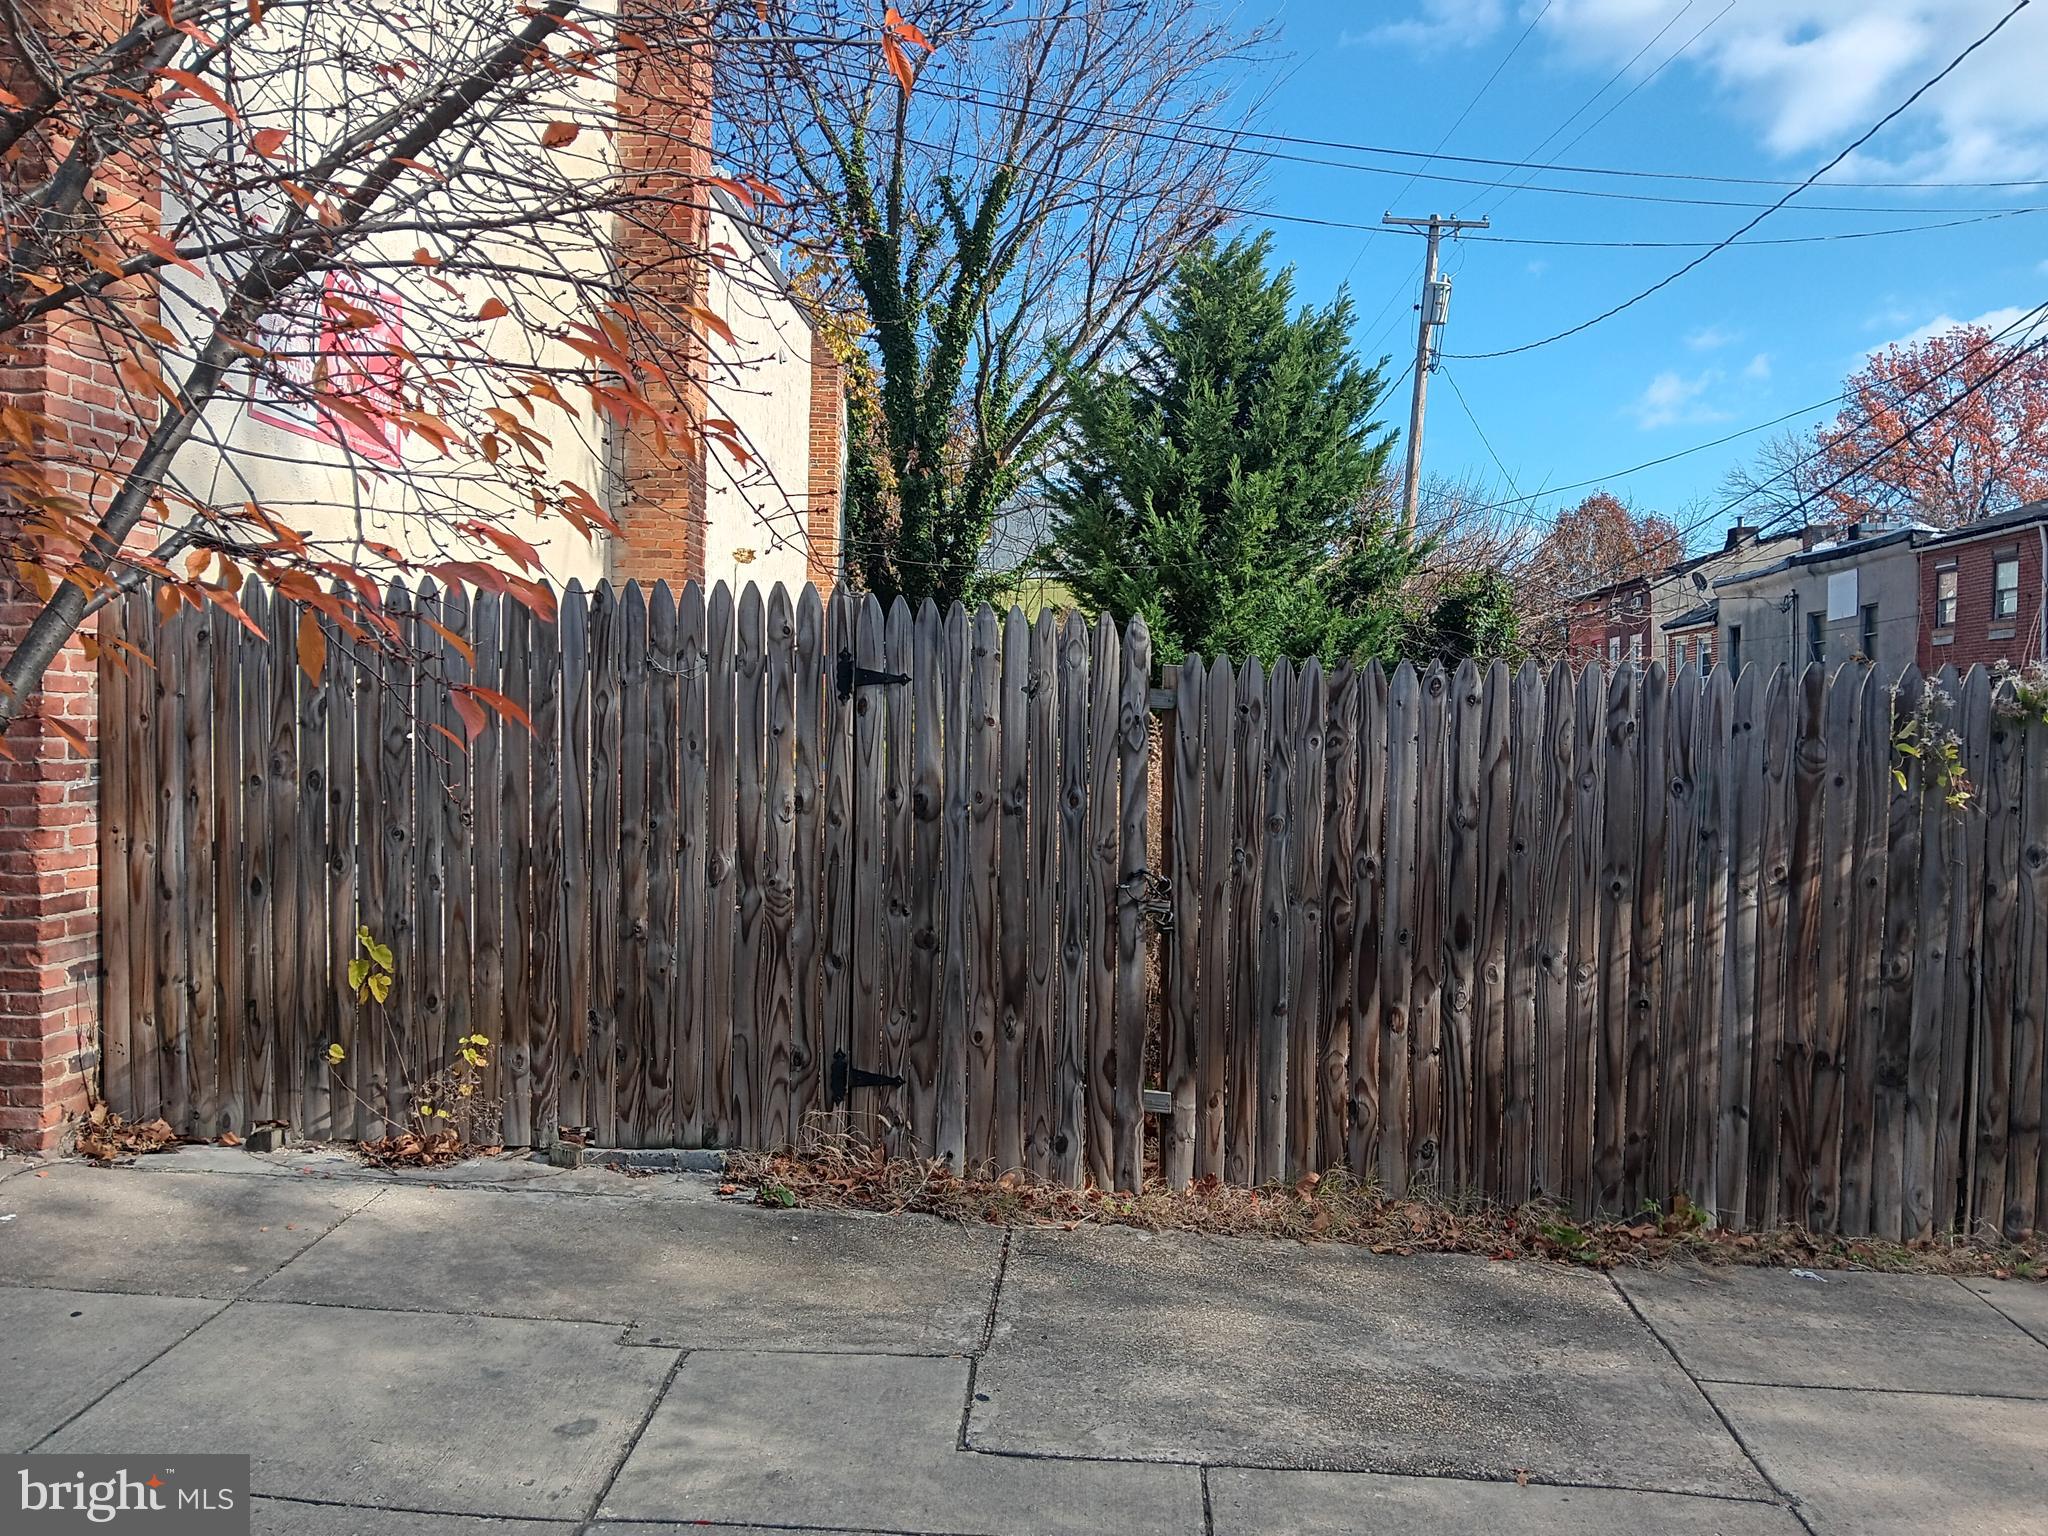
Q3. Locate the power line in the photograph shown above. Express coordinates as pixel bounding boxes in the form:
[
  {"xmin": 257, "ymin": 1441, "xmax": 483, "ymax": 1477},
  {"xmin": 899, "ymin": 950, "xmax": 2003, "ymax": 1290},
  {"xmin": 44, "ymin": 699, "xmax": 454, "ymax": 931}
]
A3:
[
  {"xmin": 1440, "ymin": 363, "xmax": 1527, "ymax": 505},
  {"xmin": 1582, "ymin": 304, "xmax": 2048, "ymax": 610},
  {"xmin": 897, "ymin": 73, "xmax": 2035, "ymax": 217},
  {"xmin": 901, "ymin": 65, "xmax": 2048, "ymax": 193},
  {"xmin": 1479, "ymin": 0, "xmax": 1736, "ymax": 220},
  {"xmin": 1448, "ymin": 0, "xmax": 2036, "ymax": 361}
]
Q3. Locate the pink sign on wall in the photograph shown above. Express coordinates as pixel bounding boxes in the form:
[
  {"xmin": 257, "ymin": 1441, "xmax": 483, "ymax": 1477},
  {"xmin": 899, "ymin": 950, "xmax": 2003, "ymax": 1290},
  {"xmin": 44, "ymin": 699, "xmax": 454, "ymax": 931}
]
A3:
[{"xmin": 249, "ymin": 271, "xmax": 406, "ymax": 468}]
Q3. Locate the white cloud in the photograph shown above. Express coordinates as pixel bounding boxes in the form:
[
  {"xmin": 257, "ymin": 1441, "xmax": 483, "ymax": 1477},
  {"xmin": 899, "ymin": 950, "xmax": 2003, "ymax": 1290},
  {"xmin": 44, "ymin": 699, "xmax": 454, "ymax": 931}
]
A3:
[
  {"xmin": 1874, "ymin": 304, "xmax": 2041, "ymax": 354},
  {"xmin": 1424, "ymin": 1, "xmax": 2048, "ymax": 181},
  {"xmin": 1631, "ymin": 368, "xmax": 1733, "ymax": 430},
  {"xmin": 1744, "ymin": 352, "xmax": 1773, "ymax": 380},
  {"xmin": 1687, "ymin": 323, "xmax": 1738, "ymax": 351},
  {"xmin": 1346, "ymin": 0, "xmax": 1508, "ymax": 51},
  {"xmin": 1525, "ymin": 258, "xmax": 1549, "ymax": 277}
]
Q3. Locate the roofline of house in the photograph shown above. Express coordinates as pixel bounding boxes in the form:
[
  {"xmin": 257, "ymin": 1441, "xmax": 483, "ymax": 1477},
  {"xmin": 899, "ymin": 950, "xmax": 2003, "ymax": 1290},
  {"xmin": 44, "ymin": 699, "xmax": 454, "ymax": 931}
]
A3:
[{"xmin": 1911, "ymin": 499, "xmax": 2048, "ymax": 552}]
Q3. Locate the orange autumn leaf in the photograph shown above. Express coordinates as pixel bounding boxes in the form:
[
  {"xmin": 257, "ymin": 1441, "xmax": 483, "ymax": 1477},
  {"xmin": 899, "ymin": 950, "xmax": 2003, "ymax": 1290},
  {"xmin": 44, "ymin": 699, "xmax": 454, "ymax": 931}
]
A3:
[
  {"xmin": 540, "ymin": 121, "xmax": 580, "ymax": 148},
  {"xmin": 296, "ymin": 606, "xmax": 327, "ymax": 683},
  {"xmin": 249, "ymin": 126, "xmax": 288, "ymax": 157}
]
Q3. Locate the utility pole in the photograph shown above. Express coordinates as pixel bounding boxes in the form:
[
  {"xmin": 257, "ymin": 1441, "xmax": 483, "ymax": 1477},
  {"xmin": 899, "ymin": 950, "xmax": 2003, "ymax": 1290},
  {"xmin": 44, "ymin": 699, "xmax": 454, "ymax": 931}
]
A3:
[{"xmin": 1384, "ymin": 212, "xmax": 1488, "ymax": 532}]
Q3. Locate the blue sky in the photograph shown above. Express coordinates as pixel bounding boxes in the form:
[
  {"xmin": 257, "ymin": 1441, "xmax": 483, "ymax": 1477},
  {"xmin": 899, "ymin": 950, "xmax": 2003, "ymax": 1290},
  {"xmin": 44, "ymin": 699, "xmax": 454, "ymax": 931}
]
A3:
[{"xmin": 1237, "ymin": 0, "xmax": 2048, "ymax": 548}]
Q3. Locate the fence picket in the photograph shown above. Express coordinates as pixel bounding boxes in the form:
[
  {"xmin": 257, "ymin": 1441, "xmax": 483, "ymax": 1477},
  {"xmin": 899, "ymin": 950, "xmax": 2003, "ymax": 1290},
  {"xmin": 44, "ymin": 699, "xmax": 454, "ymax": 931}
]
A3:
[
  {"xmin": 1164, "ymin": 655, "xmax": 1205, "ymax": 1189},
  {"xmin": 1229, "ymin": 656, "xmax": 1267, "ymax": 1187},
  {"xmin": 1198, "ymin": 656, "xmax": 1236, "ymax": 1181},
  {"xmin": 1114, "ymin": 615, "xmax": 1152, "ymax": 1193},
  {"xmin": 1443, "ymin": 660, "xmax": 1482, "ymax": 1192}
]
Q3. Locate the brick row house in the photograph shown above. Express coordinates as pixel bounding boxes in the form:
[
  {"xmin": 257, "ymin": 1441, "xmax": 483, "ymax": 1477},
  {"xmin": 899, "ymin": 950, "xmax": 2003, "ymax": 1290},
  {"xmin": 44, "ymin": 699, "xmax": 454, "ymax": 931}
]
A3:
[
  {"xmin": 1565, "ymin": 503, "xmax": 2048, "ymax": 681},
  {"xmin": 1, "ymin": 8, "xmax": 846, "ymax": 1150}
]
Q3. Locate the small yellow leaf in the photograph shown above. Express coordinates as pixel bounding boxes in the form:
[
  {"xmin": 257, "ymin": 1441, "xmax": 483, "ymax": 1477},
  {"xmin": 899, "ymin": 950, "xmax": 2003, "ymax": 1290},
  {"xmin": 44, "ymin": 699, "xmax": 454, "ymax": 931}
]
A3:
[{"xmin": 326, "ymin": 1042, "xmax": 346, "ymax": 1063}]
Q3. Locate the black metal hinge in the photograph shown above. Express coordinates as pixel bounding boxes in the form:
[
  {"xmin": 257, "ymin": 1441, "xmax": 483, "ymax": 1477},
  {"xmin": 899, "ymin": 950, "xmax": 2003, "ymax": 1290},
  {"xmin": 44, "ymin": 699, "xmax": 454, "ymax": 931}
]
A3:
[
  {"xmin": 828, "ymin": 1048, "xmax": 906, "ymax": 1106},
  {"xmin": 837, "ymin": 646, "xmax": 911, "ymax": 702}
]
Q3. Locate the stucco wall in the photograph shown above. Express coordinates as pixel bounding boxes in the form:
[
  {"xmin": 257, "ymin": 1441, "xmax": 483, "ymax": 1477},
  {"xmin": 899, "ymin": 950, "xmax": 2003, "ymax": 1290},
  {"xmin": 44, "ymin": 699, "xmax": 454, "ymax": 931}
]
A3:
[
  {"xmin": 1715, "ymin": 537, "xmax": 1922, "ymax": 680},
  {"xmin": 698, "ymin": 200, "xmax": 816, "ymax": 600}
]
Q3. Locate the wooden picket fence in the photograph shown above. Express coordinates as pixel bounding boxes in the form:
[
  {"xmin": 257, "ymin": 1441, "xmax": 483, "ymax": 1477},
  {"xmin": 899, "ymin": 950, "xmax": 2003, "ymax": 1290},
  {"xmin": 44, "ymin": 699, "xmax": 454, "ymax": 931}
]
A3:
[{"xmin": 99, "ymin": 578, "xmax": 2048, "ymax": 1238}]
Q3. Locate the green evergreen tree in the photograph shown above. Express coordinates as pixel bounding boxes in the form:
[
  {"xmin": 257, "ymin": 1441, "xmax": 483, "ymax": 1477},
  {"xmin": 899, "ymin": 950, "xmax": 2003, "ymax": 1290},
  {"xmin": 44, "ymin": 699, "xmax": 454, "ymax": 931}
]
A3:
[{"xmin": 1042, "ymin": 234, "xmax": 1416, "ymax": 664}]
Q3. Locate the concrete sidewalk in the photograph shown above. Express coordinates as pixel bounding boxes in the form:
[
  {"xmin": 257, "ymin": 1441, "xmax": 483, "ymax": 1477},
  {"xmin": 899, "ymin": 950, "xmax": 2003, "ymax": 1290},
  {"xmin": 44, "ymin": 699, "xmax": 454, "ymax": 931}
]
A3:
[{"xmin": 1, "ymin": 1147, "xmax": 2042, "ymax": 1535}]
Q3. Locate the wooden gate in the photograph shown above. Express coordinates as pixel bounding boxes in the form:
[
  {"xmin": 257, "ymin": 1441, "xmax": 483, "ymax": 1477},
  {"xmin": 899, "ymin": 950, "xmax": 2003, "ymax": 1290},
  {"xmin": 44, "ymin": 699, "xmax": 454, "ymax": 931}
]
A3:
[{"xmin": 98, "ymin": 578, "xmax": 1158, "ymax": 1186}]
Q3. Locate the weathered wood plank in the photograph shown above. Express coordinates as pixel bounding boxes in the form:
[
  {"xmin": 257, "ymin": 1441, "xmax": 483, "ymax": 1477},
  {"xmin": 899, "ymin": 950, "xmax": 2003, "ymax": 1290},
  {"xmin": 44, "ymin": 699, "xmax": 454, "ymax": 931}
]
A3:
[
  {"xmin": 347, "ymin": 586, "xmax": 384, "ymax": 1135},
  {"xmin": 731, "ymin": 583, "xmax": 769, "ymax": 1146},
  {"xmin": 1747, "ymin": 668, "xmax": 1793, "ymax": 1227},
  {"xmin": 967, "ymin": 604, "xmax": 1004, "ymax": 1169},
  {"xmin": 1379, "ymin": 662, "xmax": 1419, "ymax": 1196},
  {"xmin": 1443, "ymin": 659, "xmax": 1482, "ymax": 1193},
  {"xmin": 1321, "ymin": 666, "xmax": 1360, "ymax": 1172},
  {"xmin": 98, "ymin": 601, "xmax": 135, "ymax": 1116},
  {"xmin": 2013, "ymin": 707, "xmax": 2048, "ymax": 1238},
  {"xmin": 1028, "ymin": 610, "xmax": 1062, "ymax": 1178},
  {"xmin": 906, "ymin": 599, "xmax": 947, "ymax": 1157},
  {"xmin": 642, "ymin": 584, "xmax": 680, "ymax": 1146},
  {"xmin": 1257, "ymin": 657, "xmax": 1296, "ymax": 1186},
  {"xmin": 1716, "ymin": 664, "xmax": 1762, "ymax": 1227},
  {"xmin": 1807, "ymin": 663, "xmax": 1863, "ymax": 1231},
  {"xmin": 185, "ymin": 599, "xmax": 221, "ymax": 1134},
  {"xmin": 1905, "ymin": 669, "xmax": 1961, "ymax": 1237},
  {"xmin": 1229, "ymin": 656, "xmax": 1267, "ymax": 1188},
  {"xmin": 614, "ymin": 581, "xmax": 655, "ymax": 1146},
  {"xmin": 760, "ymin": 585, "xmax": 799, "ymax": 1151},
  {"xmin": 877, "ymin": 597, "xmax": 916, "ymax": 1154},
  {"xmin": 611, "ymin": 587, "xmax": 650, "ymax": 1144},
  {"xmin": 473, "ymin": 589, "xmax": 508, "ymax": 1135},
  {"xmin": 996, "ymin": 606, "xmax": 1031, "ymax": 1170},
  {"xmin": 1595, "ymin": 663, "xmax": 1639, "ymax": 1214},
  {"xmin": 1348, "ymin": 663, "xmax": 1389, "ymax": 1180},
  {"xmin": 432, "ymin": 588, "xmax": 474, "ymax": 1135},
  {"xmin": 1691, "ymin": 665, "xmax": 1731, "ymax": 1221},
  {"xmin": 1502, "ymin": 661, "xmax": 1545, "ymax": 1204},
  {"xmin": 1534, "ymin": 661, "xmax": 1575, "ymax": 1204},
  {"xmin": 501, "ymin": 600, "xmax": 536, "ymax": 1146},
  {"xmin": 372, "ymin": 579, "xmax": 415, "ymax": 1130},
  {"xmin": 1972, "ymin": 671, "xmax": 2024, "ymax": 1231},
  {"xmin": 1287, "ymin": 658, "xmax": 1325, "ymax": 1180},
  {"xmin": 527, "ymin": 590, "xmax": 563, "ymax": 1148},
  {"xmin": 673, "ymin": 582, "xmax": 708, "ymax": 1143},
  {"xmin": 264, "ymin": 587, "xmax": 300, "ymax": 1135},
  {"xmin": 583, "ymin": 586, "xmax": 620, "ymax": 1143},
  {"xmin": 1873, "ymin": 669, "xmax": 1926, "ymax": 1239},
  {"xmin": 936, "ymin": 601, "xmax": 971, "ymax": 1168},
  {"xmin": 1086, "ymin": 614, "xmax": 1121, "ymax": 1187},
  {"xmin": 703, "ymin": 583, "xmax": 739, "ymax": 1146},
  {"xmin": 1410, "ymin": 663, "xmax": 1448, "ymax": 1192},
  {"xmin": 1623, "ymin": 661, "xmax": 1668, "ymax": 1211},
  {"xmin": 557, "ymin": 582, "xmax": 592, "ymax": 1135},
  {"xmin": 322, "ymin": 608, "xmax": 357, "ymax": 1140},
  {"xmin": 1114, "ymin": 615, "xmax": 1153, "ymax": 1193},
  {"xmin": 1161, "ymin": 656, "xmax": 1204, "ymax": 1189},
  {"xmin": 1838, "ymin": 666, "xmax": 1890, "ymax": 1236},
  {"xmin": 1940, "ymin": 668, "xmax": 1992, "ymax": 1229},
  {"xmin": 1055, "ymin": 613, "xmax": 1093, "ymax": 1184},
  {"xmin": 408, "ymin": 589, "xmax": 448, "ymax": 1139},
  {"xmin": 1652, "ymin": 665, "xmax": 1700, "ymax": 1207},
  {"xmin": 789, "ymin": 585, "xmax": 827, "ymax": 1140},
  {"xmin": 846, "ymin": 592, "xmax": 887, "ymax": 1147},
  {"xmin": 1564, "ymin": 663, "xmax": 1604, "ymax": 1213},
  {"xmin": 1198, "ymin": 655, "xmax": 1236, "ymax": 1181}
]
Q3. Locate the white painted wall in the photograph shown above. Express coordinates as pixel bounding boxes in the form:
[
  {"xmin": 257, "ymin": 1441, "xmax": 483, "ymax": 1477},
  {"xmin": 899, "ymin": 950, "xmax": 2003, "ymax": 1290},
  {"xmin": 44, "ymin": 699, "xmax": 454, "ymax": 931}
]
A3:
[{"xmin": 699, "ymin": 197, "xmax": 817, "ymax": 599}]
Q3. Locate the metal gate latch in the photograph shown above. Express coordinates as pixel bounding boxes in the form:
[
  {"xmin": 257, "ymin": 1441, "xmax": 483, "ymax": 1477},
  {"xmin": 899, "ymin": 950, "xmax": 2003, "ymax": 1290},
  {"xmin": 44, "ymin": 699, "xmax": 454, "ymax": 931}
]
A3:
[{"xmin": 829, "ymin": 1048, "xmax": 906, "ymax": 1106}]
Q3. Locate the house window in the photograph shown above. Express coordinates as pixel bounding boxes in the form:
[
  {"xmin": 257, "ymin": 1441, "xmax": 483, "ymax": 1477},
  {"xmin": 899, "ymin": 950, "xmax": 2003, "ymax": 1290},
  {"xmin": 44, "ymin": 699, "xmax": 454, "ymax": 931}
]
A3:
[
  {"xmin": 1860, "ymin": 603, "xmax": 1878, "ymax": 659},
  {"xmin": 1628, "ymin": 633, "xmax": 1642, "ymax": 663},
  {"xmin": 1807, "ymin": 611, "xmax": 1825, "ymax": 667},
  {"xmin": 1994, "ymin": 557, "xmax": 2020, "ymax": 618},
  {"xmin": 1936, "ymin": 567, "xmax": 1958, "ymax": 628},
  {"xmin": 1671, "ymin": 638, "xmax": 1687, "ymax": 669},
  {"xmin": 1698, "ymin": 639, "xmax": 1714, "ymax": 672},
  {"xmin": 1608, "ymin": 636, "xmax": 1621, "ymax": 665},
  {"xmin": 1727, "ymin": 624, "xmax": 1742, "ymax": 675}
]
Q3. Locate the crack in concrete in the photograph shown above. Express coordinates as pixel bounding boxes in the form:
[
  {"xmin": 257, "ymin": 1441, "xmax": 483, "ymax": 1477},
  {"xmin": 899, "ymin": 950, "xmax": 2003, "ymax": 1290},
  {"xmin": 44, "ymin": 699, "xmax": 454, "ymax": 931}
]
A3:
[{"xmin": 1607, "ymin": 1272, "xmax": 1817, "ymax": 1536}]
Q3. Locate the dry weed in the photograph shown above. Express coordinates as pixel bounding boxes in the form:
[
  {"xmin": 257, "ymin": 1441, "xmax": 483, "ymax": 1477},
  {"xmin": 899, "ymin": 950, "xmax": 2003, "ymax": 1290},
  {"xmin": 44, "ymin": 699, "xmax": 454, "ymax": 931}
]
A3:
[{"xmin": 725, "ymin": 1131, "xmax": 2046, "ymax": 1279}]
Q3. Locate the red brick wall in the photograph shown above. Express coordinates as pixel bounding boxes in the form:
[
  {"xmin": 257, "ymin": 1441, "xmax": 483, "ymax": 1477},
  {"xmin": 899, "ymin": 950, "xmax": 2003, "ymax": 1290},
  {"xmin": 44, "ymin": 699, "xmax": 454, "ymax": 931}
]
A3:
[
  {"xmin": 610, "ymin": 36, "xmax": 713, "ymax": 585},
  {"xmin": 1565, "ymin": 580, "xmax": 1652, "ymax": 665},
  {"xmin": 806, "ymin": 341, "xmax": 843, "ymax": 589},
  {"xmin": 0, "ymin": 0, "xmax": 158, "ymax": 1150},
  {"xmin": 1917, "ymin": 528, "xmax": 2047, "ymax": 671}
]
